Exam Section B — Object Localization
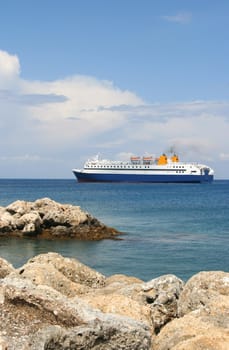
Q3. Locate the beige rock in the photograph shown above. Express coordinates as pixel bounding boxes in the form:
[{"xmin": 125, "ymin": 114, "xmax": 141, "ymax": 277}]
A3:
[
  {"xmin": 0, "ymin": 275, "xmax": 152, "ymax": 350},
  {"xmin": 154, "ymin": 272, "xmax": 229, "ymax": 350},
  {"xmin": 142, "ymin": 274, "xmax": 184, "ymax": 332},
  {"xmin": 15, "ymin": 262, "xmax": 89, "ymax": 297},
  {"xmin": 79, "ymin": 273, "xmax": 154, "ymax": 331},
  {"xmin": 29, "ymin": 322, "xmax": 151, "ymax": 350},
  {"xmin": 1, "ymin": 252, "xmax": 229, "ymax": 350},
  {"xmin": 34, "ymin": 198, "xmax": 88, "ymax": 226},
  {"xmin": 106, "ymin": 273, "xmax": 143, "ymax": 286},
  {"xmin": 6, "ymin": 200, "xmax": 33, "ymax": 216},
  {"xmin": 0, "ymin": 336, "xmax": 8, "ymax": 350},
  {"xmin": 153, "ymin": 310, "xmax": 229, "ymax": 350},
  {"xmin": 83, "ymin": 274, "xmax": 185, "ymax": 335},
  {"xmin": 0, "ymin": 211, "xmax": 16, "ymax": 233},
  {"xmin": 0, "ymin": 198, "xmax": 120, "ymax": 240},
  {"xmin": 0, "ymin": 257, "xmax": 15, "ymax": 278},
  {"xmin": 178, "ymin": 271, "xmax": 229, "ymax": 316},
  {"xmin": 26, "ymin": 252, "xmax": 106, "ymax": 288},
  {"xmin": 83, "ymin": 293, "xmax": 152, "ymax": 327},
  {"xmin": 102, "ymin": 274, "xmax": 143, "ymax": 300},
  {"xmin": 21, "ymin": 212, "xmax": 42, "ymax": 235}
]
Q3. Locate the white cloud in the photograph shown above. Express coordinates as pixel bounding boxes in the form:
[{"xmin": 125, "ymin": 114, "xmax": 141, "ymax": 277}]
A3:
[
  {"xmin": 0, "ymin": 50, "xmax": 20, "ymax": 87},
  {"xmin": 162, "ymin": 12, "xmax": 192, "ymax": 24},
  {"xmin": 0, "ymin": 50, "xmax": 228, "ymax": 178}
]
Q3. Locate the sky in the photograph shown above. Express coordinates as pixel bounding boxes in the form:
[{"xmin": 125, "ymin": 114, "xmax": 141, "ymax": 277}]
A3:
[{"xmin": 0, "ymin": 0, "xmax": 229, "ymax": 179}]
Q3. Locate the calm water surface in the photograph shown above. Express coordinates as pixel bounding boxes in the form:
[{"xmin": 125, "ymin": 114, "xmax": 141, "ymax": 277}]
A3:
[{"xmin": 0, "ymin": 179, "xmax": 228, "ymax": 281}]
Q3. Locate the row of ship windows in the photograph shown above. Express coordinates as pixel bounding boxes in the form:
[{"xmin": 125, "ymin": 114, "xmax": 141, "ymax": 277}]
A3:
[
  {"xmin": 88, "ymin": 166, "xmax": 151, "ymax": 168},
  {"xmin": 87, "ymin": 165, "xmax": 186, "ymax": 169}
]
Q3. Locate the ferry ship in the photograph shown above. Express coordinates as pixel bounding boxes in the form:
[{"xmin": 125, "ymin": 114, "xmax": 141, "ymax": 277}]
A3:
[{"xmin": 72, "ymin": 153, "xmax": 214, "ymax": 183}]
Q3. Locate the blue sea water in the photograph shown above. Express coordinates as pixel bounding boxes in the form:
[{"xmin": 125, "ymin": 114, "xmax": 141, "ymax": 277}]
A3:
[{"xmin": 0, "ymin": 179, "xmax": 228, "ymax": 282}]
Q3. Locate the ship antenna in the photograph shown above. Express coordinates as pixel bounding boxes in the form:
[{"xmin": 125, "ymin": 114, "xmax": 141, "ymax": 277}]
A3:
[{"xmin": 94, "ymin": 153, "xmax": 101, "ymax": 161}]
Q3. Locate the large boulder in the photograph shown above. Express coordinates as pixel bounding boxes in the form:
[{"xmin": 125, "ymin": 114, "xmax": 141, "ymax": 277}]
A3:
[
  {"xmin": 153, "ymin": 311, "xmax": 229, "ymax": 350},
  {"xmin": 178, "ymin": 271, "xmax": 229, "ymax": 316},
  {"xmin": 13, "ymin": 252, "xmax": 105, "ymax": 296},
  {"xmin": 81, "ymin": 274, "xmax": 185, "ymax": 335},
  {"xmin": 83, "ymin": 293, "xmax": 152, "ymax": 327},
  {"xmin": 80, "ymin": 274, "xmax": 146, "ymax": 325},
  {"xmin": 14, "ymin": 262, "xmax": 89, "ymax": 297},
  {"xmin": 28, "ymin": 323, "xmax": 151, "ymax": 350}
]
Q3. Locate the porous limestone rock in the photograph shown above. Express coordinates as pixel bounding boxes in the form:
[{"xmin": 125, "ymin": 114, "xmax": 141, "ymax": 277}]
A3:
[
  {"xmin": 78, "ymin": 273, "xmax": 153, "ymax": 329},
  {"xmin": 178, "ymin": 271, "xmax": 229, "ymax": 316},
  {"xmin": 0, "ymin": 257, "xmax": 15, "ymax": 278},
  {"xmin": 6, "ymin": 200, "xmax": 33, "ymax": 216},
  {"xmin": 11, "ymin": 252, "xmax": 105, "ymax": 297},
  {"xmin": 81, "ymin": 274, "xmax": 185, "ymax": 334},
  {"xmin": 103, "ymin": 274, "xmax": 143, "ymax": 299},
  {"xmin": 26, "ymin": 252, "xmax": 106, "ymax": 288},
  {"xmin": 142, "ymin": 274, "xmax": 184, "ymax": 332},
  {"xmin": 0, "ymin": 253, "xmax": 228, "ymax": 350},
  {"xmin": 0, "ymin": 198, "xmax": 120, "ymax": 240},
  {"xmin": 14, "ymin": 262, "xmax": 89, "ymax": 297},
  {"xmin": 28, "ymin": 322, "xmax": 151, "ymax": 350},
  {"xmin": 21, "ymin": 212, "xmax": 42, "ymax": 235},
  {"xmin": 0, "ymin": 211, "xmax": 17, "ymax": 233},
  {"xmin": 153, "ymin": 271, "xmax": 229, "ymax": 350},
  {"xmin": 35, "ymin": 197, "xmax": 88, "ymax": 226},
  {"xmin": 0, "ymin": 274, "xmax": 152, "ymax": 350},
  {"xmin": 0, "ymin": 336, "xmax": 8, "ymax": 350},
  {"xmin": 153, "ymin": 306, "xmax": 229, "ymax": 350}
]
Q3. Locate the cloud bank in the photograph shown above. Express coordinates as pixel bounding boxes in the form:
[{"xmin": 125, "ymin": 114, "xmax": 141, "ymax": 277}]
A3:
[{"xmin": 0, "ymin": 50, "xmax": 228, "ymax": 178}]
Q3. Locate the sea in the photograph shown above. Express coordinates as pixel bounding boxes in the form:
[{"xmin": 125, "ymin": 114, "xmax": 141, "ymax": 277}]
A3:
[{"xmin": 0, "ymin": 179, "xmax": 228, "ymax": 282}]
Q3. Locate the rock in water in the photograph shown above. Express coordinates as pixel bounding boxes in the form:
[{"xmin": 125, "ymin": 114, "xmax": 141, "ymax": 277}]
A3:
[{"xmin": 0, "ymin": 198, "xmax": 121, "ymax": 240}]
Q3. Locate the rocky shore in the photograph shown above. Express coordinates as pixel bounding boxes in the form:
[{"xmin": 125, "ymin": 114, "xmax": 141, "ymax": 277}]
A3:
[
  {"xmin": 0, "ymin": 198, "xmax": 120, "ymax": 240},
  {"xmin": 0, "ymin": 252, "xmax": 228, "ymax": 349}
]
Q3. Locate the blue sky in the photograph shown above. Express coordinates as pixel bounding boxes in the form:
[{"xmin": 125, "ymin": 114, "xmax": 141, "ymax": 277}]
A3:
[{"xmin": 0, "ymin": 0, "xmax": 229, "ymax": 178}]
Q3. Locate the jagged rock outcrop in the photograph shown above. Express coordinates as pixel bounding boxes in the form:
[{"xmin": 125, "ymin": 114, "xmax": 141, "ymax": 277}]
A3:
[
  {"xmin": 0, "ymin": 253, "xmax": 228, "ymax": 349},
  {"xmin": 0, "ymin": 198, "xmax": 120, "ymax": 240}
]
